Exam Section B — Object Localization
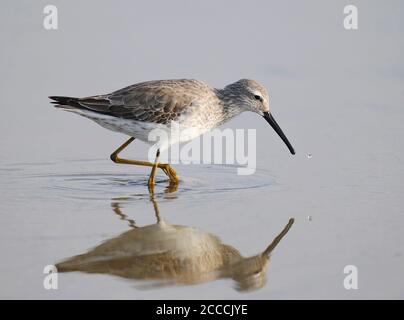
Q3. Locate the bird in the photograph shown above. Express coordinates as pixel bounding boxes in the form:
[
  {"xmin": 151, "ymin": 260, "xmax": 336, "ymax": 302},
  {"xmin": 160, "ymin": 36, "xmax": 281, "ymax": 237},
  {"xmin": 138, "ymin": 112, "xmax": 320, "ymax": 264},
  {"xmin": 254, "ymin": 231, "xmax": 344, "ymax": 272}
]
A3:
[
  {"xmin": 50, "ymin": 79, "xmax": 295, "ymax": 188},
  {"xmin": 56, "ymin": 197, "xmax": 294, "ymax": 291}
]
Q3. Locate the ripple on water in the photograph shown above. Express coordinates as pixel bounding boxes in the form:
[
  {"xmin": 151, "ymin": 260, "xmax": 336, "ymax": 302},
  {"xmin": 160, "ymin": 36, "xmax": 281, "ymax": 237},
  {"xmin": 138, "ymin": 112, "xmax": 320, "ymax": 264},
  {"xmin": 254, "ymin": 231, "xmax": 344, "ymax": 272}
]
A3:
[{"xmin": 0, "ymin": 159, "xmax": 282, "ymax": 203}]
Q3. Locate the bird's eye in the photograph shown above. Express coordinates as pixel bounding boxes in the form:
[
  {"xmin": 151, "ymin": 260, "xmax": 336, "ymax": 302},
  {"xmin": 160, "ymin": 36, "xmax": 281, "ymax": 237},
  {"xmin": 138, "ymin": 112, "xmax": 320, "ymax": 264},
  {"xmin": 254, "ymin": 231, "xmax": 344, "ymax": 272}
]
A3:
[{"xmin": 254, "ymin": 95, "xmax": 262, "ymax": 101}]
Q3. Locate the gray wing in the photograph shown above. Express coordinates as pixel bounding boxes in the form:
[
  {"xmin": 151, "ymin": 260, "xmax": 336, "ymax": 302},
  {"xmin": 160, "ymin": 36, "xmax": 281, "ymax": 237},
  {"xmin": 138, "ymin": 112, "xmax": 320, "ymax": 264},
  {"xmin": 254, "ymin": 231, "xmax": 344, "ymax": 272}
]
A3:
[{"xmin": 74, "ymin": 79, "xmax": 212, "ymax": 124}]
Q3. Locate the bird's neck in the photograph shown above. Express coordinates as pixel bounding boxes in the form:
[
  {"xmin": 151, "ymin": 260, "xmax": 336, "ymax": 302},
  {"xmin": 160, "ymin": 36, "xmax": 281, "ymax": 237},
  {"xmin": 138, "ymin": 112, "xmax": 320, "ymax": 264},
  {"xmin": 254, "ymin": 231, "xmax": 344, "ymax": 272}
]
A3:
[{"xmin": 215, "ymin": 88, "xmax": 246, "ymax": 123}]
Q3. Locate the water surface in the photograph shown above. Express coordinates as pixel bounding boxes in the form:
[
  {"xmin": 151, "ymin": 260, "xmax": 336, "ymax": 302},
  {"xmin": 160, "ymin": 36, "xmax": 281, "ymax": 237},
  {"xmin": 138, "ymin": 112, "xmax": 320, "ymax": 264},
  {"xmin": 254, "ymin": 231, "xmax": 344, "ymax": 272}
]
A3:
[{"xmin": 1, "ymin": 0, "xmax": 403, "ymax": 299}]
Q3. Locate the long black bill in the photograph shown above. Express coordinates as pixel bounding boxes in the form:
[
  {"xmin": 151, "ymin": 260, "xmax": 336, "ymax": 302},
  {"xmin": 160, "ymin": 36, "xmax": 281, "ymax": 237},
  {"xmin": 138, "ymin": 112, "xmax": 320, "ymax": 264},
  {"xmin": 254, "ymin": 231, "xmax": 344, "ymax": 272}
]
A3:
[{"xmin": 263, "ymin": 112, "xmax": 295, "ymax": 155}]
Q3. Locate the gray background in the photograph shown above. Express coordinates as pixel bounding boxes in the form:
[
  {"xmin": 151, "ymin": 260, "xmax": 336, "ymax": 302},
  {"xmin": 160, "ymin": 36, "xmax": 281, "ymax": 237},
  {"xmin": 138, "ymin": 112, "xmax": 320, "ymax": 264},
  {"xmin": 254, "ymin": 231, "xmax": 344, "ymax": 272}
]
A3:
[{"xmin": 0, "ymin": 0, "xmax": 403, "ymax": 299}]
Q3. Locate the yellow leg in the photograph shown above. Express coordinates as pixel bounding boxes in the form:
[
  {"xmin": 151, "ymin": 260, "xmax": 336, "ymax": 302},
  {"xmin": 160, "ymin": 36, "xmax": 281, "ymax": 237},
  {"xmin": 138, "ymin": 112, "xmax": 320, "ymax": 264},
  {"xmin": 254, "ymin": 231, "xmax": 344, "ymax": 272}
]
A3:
[
  {"xmin": 147, "ymin": 149, "xmax": 160, "ymax": 192},
  {"xmin": 110, "ymin": 137, "xmax": 180, "ymax": 185}
]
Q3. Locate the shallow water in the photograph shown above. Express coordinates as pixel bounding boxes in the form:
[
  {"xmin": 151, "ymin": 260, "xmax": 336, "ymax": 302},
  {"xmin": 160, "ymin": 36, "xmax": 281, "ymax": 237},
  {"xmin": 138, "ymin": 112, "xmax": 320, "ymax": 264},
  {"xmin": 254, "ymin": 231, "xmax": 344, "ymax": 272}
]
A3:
[
  {"xmin": 1, "ymin": 1, "xmax": 404, "ymax": 299},
  {"xmin": 0, "ymin": 160, "xmax": 297, "ymax": 299},
  {"xmin": 1, "ymin": 155, "xmax": 403, "ymax": 299}
]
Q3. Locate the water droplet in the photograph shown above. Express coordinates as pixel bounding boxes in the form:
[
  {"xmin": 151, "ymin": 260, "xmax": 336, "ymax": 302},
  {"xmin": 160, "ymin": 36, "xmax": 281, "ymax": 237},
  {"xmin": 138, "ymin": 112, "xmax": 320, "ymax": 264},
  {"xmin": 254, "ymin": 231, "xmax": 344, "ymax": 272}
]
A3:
[
  {"xmin": 307, "ymin": 215, "xmax": 312, "ymax": 221},
  {"xmin": 307, "ymin": 153, "xmax": 312, "ymax": 159}
]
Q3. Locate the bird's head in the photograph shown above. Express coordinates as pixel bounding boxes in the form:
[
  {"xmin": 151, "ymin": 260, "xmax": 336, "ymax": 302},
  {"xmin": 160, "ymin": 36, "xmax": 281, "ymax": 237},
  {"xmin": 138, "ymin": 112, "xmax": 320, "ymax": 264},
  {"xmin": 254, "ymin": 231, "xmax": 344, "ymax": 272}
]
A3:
[
  {"xmin": 224, "ymin": 79, "xmax": 269, "ymax": 114},
  {"xmin": 224, "ymin": 79, "xmax": 295, "ymax": 155}
]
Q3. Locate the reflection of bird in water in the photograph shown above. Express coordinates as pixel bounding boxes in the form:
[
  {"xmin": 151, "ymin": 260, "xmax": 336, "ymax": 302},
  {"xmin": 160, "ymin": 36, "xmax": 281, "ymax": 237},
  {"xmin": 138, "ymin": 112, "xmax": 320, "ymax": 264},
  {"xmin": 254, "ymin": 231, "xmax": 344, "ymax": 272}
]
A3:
[{"xmin": 56, "ymin": 196, "xmax": 294, "ymax": 292}]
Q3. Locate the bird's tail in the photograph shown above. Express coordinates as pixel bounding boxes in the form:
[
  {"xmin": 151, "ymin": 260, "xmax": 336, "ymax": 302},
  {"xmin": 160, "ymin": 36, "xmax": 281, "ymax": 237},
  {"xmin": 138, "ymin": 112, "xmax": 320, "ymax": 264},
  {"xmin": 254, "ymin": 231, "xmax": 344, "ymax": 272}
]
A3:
[{"xmin": 49, "ymin": 96, "xmax": 83, "ymax": 110}]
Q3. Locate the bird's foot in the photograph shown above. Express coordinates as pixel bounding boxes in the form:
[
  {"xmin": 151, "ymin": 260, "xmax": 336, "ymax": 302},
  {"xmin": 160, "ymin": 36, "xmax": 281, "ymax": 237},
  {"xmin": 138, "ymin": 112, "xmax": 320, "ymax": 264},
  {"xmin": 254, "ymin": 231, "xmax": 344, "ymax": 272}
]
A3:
[
  {"xmin": 159, "ymin": 164, "xmax": 180, "ymax": 185},
  {"xmin": 147, "ymin": 182, "xmax": 155, "ymax": 194}
]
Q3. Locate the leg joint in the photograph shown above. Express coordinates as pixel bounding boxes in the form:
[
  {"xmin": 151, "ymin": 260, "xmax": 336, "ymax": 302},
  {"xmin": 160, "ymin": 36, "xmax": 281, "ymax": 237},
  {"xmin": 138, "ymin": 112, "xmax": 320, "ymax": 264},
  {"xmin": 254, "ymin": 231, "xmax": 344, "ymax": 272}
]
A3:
[{"xmin": 110, "ymin": 153, "xmax": 118, "ymax": 162}]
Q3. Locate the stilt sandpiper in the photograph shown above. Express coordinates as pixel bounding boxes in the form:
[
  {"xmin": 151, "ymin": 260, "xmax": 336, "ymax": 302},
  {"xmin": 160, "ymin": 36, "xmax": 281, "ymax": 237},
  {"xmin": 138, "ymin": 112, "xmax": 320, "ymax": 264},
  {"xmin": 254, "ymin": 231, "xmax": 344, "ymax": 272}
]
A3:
[{"xmin": 50, "ymin": 79, "xmax": 295, "ymax": 188}]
